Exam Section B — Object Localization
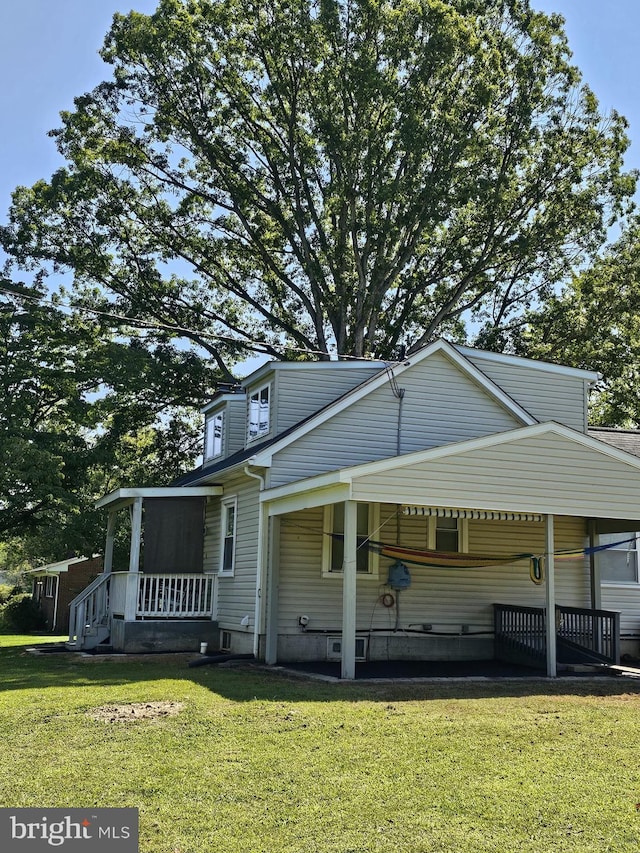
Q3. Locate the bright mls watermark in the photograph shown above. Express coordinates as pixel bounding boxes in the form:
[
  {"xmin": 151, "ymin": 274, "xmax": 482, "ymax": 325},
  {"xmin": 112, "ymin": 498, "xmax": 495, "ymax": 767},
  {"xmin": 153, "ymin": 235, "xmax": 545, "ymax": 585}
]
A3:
[{"xmin": 0, "ymin": 809, "xmax": 138, "ymax": 851}]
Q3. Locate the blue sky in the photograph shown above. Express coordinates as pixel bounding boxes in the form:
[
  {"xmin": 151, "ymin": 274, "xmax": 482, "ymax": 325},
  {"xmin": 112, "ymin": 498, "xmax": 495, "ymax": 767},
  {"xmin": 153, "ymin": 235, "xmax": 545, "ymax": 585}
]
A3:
[{"xmin": 1, "ymin": 0, "xmax": 640, "ymax": 226}]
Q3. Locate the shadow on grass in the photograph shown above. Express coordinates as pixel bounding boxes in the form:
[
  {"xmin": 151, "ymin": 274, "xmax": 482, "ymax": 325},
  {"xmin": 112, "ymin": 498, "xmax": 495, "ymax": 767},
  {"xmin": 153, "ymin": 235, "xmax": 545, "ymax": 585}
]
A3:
[{"xmin": 2, "ymin": 638, "xmax": 640, "ymax": 704}]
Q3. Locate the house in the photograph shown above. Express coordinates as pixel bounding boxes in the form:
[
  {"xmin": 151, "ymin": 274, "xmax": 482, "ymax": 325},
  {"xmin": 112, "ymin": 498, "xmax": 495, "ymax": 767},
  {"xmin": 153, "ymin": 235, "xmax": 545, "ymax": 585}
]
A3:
[
  {"xmin": 30, "ymin": 556, "xmax": 102, "ymax": 633},
  {"xmin": 68, "ymin": 340, "xmax": 640, "ymax": 678}
]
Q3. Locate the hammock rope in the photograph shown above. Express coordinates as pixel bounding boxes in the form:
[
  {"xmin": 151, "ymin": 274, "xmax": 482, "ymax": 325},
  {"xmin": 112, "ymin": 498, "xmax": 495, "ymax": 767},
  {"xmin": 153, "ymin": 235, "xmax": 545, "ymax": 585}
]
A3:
[{"xmin": 328, "ymin": 534, "xmax": 638, "ymax": 586}]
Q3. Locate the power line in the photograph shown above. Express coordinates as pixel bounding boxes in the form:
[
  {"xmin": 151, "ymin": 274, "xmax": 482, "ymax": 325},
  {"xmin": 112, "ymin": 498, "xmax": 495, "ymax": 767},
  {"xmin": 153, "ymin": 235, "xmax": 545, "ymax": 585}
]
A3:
[{"xmin": 0, "ymin": 285, "xmax": 392, "ymax": 363}]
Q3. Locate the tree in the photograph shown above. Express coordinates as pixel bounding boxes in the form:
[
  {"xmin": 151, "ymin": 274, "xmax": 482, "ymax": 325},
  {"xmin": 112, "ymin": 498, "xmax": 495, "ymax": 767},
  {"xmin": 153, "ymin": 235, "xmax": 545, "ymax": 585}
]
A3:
[
  {"xmin": 0, "ymin": 279, "xmax": 218, "ymax": 562},
  {"xmin": 503, "ymin": 223, "xmax": 640, "ymax": 428},
  {"xmin": 1, "ymin": 0, "xmax": 634, "ymax": 371}
]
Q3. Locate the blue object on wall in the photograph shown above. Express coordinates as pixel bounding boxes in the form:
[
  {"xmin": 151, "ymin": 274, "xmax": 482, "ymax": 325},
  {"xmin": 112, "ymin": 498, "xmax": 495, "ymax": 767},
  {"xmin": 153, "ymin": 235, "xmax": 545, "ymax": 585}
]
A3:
[{"xmin": 387, "ymin": 560, "xmax": 411, "ymax": 590}]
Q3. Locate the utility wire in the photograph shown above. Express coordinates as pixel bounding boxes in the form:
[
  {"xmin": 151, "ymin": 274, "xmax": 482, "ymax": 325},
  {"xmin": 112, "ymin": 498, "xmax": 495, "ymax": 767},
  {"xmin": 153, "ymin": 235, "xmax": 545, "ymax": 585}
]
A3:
[{"xmin": 0, "ymin": 285, "xmax": 399, "ymax": 365}]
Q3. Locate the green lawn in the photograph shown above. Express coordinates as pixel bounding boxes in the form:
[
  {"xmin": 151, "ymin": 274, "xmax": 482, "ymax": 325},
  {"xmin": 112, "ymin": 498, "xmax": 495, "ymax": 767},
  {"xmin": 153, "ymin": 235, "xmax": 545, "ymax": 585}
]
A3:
[{"xmin": 1, "ymin": 634, "xmax": 640, "ymax": 852}]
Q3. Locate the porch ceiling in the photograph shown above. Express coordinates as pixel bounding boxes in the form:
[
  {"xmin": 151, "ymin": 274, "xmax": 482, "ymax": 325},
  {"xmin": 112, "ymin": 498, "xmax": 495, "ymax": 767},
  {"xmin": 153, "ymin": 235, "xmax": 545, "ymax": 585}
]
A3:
[{"xmin": 262, "ymin": 423, "xmax": 640, "ymax": 522}]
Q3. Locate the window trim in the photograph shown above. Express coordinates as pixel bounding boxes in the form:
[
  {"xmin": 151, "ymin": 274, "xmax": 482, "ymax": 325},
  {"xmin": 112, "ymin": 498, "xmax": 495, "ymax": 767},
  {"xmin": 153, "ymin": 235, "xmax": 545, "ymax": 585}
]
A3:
[
  {"xmin": 219, "ymin": 497, "xmax": 238, "ymax": 577},
  {"xmin": 204, "ymin": 411, "xmax": 225, "ymax": 461},
  {"xmin": 322, "ymin": 503, "xmax": 380, "ymax": 578},
  {"xmin": 246, "ymin": 382, "xmax": 272, "ymax": 443},
  {"xmin": 600, "ymin": 531, "xmax": 640, "ymax": 585},
  {"xmin": 44, "ymin": 575, "xmax": 56, "ymax": 598},
  {"xmin": 428, "ymin": 516, "xmax": 469, "ymax": 553}
]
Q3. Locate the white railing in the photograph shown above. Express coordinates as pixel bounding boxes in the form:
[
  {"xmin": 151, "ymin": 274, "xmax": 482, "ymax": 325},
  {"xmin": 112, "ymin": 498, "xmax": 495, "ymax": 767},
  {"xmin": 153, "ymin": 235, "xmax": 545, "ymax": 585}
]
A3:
[
  {"xmin": 136, "ymin": 574, "xmax": 214, "ymax": 618},
  {"xmin": 68, "ymin": 573, "xmax": 111, "ymax": 648}
]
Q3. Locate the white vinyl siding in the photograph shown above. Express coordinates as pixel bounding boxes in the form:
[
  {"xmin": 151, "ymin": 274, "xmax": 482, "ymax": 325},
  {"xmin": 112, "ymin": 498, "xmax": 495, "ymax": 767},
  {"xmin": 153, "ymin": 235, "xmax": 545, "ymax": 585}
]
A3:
[
  {"xmin": 350, "ymin": 432, "xmax": 640, "ymax": 521},
  {"xmin": 601, "ymin": 585, "xmax": 640, "ymax": 635},
  {"xmin": 203, "ymin": 474, "xmax": 261, "ymax": 630},
  {"xmin": 273, "ymin": 365, "xmax": 382, "ymax": 434},
  {"xmin": 465, "ymin": 354, "xmax": 588, "ymax": 432},
  {"xmin": 277, "ymin": 507, "xmax": 588, "ymax": 635},
  {"xmin": 270, "ymin": 351, "xmax": 522, "ymax": 487}
]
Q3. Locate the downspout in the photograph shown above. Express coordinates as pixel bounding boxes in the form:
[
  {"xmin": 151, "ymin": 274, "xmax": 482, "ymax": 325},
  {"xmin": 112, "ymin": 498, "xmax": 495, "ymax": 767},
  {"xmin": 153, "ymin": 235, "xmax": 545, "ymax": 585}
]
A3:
[{"xmin": 244, "ymin": 463, "xmax": 267, "ymax": 659}]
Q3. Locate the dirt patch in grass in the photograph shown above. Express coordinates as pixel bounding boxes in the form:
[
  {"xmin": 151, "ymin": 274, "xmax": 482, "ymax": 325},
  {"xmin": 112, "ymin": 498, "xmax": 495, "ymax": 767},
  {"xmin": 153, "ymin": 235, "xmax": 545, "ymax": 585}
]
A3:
[{"xmin": 87, "ymin": 701, "xmax": 184, "ymax": 722}]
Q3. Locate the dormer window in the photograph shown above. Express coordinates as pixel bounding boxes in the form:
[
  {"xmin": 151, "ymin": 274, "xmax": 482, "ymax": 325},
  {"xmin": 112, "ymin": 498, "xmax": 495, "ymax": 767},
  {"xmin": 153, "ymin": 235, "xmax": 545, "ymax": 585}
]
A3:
[
  {"xmin": 205, "ymin": 412, "xmax": 224, "ymax": 460},
  {"xmin": 248, "ymin": 383, "xmax": 270, "ymax": 441}
]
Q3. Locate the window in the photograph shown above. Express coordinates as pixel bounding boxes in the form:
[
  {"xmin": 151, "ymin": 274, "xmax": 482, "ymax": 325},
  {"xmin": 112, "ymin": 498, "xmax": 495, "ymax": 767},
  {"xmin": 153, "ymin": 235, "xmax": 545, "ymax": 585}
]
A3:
[
  {"xmin": 247, "ymin": 384, "xmax": 270, "ymax": 440},
  {"xmin": 205, "ymin": 412, "xmax": 224, "ymax": 460},
  {"xmin": 323, "ymin": 503, "xmax": 379, "ymax": 576},
  {"xmin": 429, "ymin": 516, "xmax": 468, "ymax": 552},
  {"xmin": 220, "ymin": 498, "xmax": 237, "ymax": 575},
  {"xmin": 44, "ymin": 576, "xmax": 56, "ymax": 598},
  {"xmin": 600, "ymin": 532, "xmax": 640, "ymax": 583}
]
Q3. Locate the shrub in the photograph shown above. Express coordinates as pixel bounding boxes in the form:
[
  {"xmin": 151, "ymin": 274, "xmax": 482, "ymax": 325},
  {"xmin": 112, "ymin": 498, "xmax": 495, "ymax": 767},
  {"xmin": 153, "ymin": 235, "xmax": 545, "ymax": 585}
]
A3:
[{"xmin": 1, "ymin": 594, "xmax": 47, "ymax": 632}]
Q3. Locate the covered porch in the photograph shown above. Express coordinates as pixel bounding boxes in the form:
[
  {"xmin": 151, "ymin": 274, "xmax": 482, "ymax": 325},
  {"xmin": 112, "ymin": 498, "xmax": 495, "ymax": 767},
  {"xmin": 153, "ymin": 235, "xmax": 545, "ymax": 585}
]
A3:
[
  {"xmin": 258, "ymin": 423, "xmax": 640, "ymax": 679},
  {"xmin": 68, "ymin": 486, "xmax": 222, "ymax": 652}
]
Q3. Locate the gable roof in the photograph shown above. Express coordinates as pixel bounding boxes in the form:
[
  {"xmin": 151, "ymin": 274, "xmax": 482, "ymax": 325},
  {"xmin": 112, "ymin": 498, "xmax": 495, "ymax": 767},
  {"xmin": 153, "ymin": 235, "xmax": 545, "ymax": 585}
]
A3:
[
  {"xmin": 261, "ymin": 421, "xmax": 640, "ymax": 522},
  {"xmin": 454, "ymin": 345, "xmax": 601, "ymax": 382},
  {"xmin": 248, "ymin": 339, "xmax": 537, "ymax": 466}
]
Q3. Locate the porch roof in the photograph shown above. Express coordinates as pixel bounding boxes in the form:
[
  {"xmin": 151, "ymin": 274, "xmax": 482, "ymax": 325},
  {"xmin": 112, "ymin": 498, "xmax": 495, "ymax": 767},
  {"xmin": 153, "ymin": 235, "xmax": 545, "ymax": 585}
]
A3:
[
  {"xmin": 96, "ymin": 486, "xmax": 222, "ymax": 510},
  {"xmin": 261, "ymin": 422, "xmax": 640, "ymax": 524}
]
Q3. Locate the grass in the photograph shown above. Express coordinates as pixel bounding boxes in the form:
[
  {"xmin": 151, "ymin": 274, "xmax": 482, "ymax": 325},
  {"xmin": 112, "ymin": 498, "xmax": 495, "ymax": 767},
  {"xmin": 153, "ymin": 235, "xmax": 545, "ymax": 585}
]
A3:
[{"xmin": 1, "ymin": 634, "xmax": 640, "ymax": 852}]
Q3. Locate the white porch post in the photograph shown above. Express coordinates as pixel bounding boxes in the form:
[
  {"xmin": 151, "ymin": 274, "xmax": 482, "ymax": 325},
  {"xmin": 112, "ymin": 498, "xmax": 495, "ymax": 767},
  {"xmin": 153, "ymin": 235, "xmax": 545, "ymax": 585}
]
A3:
[
  {"xmin": 341, "ymin": 500, "xmax": 358, "ymax": 680},
  {"xmin": 544, "ymin": 513, "xmax": 557, "ymax": 678},
  {"xmin": 103, "ymin": 510, "xmax": 117, "ymax": 574},
  {"xmin": 265, "ymin": 516, "xmax": 281, "ymax": 665},
  {"xmin": 128, "ymin": 498, "xmax": 143, "ymax": 574},
  {"xmin": 588, "ymin": 519, "xmax": 602, "ymax": 610},
  {"xmin": 124, "ymin": 498, "xmax": 143, "ymax": 622}
]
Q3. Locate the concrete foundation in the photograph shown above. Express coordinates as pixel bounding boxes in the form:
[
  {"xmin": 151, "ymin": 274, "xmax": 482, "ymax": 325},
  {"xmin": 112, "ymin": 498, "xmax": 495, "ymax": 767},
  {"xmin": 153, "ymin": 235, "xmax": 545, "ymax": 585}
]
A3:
[
  {"xmin": 277, "ymin": 632, "xmax": 494, "ymax": 662},
  {"xmin": 110, "ymin": 618, "xmax": 219, "ymax": 653}
]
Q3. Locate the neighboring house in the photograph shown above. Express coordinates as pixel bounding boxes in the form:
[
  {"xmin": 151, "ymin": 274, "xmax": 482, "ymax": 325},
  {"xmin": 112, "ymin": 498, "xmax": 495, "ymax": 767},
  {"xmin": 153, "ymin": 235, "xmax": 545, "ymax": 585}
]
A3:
[
  {"xmin": 68, "ymin": 340, "xmax": 640, "ymax": 678},
  {"xmin": 30, "ymin": 556, "xmax": 102, "ymax": 633}
]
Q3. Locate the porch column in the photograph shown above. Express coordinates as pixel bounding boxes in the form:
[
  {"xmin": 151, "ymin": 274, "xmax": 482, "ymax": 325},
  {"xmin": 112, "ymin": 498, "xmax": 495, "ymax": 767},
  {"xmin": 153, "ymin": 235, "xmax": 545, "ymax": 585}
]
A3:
[
  {"xmin": 265, "ymin": 516, "xmax": 281, "ymax": 665},
  {"xmin": 128, "ymin": 498, "xmax": 143, "ymax": 574},
  {"xmin": 103, "ymin": 510, "xmax": 117, "ymax": 574},
  {"xmin": 544, "ymin": 513, "xmax": 557, "ymax": 677},
  {"xmin": 588, "ymin": 519, "xmax": 602, "ymax": 610},
  {"xmin": 341, "ymin": 500, "xmax": 358, "ymax": 680}
]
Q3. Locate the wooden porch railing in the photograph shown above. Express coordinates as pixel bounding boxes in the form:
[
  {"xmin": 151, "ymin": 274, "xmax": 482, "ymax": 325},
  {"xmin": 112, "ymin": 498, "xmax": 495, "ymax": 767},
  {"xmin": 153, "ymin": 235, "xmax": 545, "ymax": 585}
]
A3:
[
  {"xmin": 493, "ymin": 603, "xmax": 546, "ymax": 666},
  {"xmin": 556, "ymin": 605, "xmax": 620, "ymax": 664},
  {"xmin": 494, "ymin": 603, "xmax": 621, "ymax": 667},
  {"xmin": 136, "ymin": 573, "xmax": 214, "ymax": 618}
]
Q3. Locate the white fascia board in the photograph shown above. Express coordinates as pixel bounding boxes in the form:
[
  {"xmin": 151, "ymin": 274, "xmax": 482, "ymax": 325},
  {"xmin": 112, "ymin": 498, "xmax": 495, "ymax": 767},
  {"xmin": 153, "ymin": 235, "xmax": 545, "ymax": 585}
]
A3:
[
  {"xmin": 454, "ymin": 344, "xmax": 601, "ymax": 383},
  {"xmin": 347, "ymin": 420, "xmax": 640, "ymax": 480},
  {"xmin": 263, "ymin": 480, "xmax": 352, "ymax": 517},
  {"xmin": 259, "ymin": 421, "xmax": 640, "ymax": 516},
  {"xmin": 241, "ymin": 358, "xmax": 388, "ymax": 391},
  {"xmin": 96, "ymin": 486, "xmax": 223, "ymax": 509},
  {"xmin": 26, "ymin": 556, "xmax": 89, "ymax": 575},
  {"xmin": 250, "ymin": 339, "xmax": 536, "ymax": 466},
  {"xmin": 201, "ymin": 393, "xmax": 246, "ymax": 415}
]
